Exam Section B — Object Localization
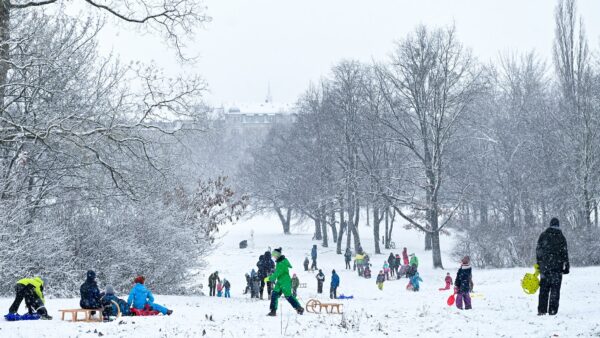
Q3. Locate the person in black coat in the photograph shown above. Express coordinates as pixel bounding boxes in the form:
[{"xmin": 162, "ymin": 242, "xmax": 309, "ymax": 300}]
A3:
[
  {"xmin": 536, "ymin": 217, "xmax": 569, "ymax": 316},
  {"xmin": 316, "ymin": 270, "xmax": 325, "ymax": 293},
  {"xmin": 80, "ymin": 270, "xmax": 103, "ymax": 312},
  {"xmin": 344, "ymin": 248, "xmax": 352, "ymax": 269},
  {"xmin": 387, "ymin": 253, "xmax": 396, "ymax": 278},
  {"xmin": 311, "ymin": 245, "xmax": 318, "ymax": 270},
  {"xmin": 257, "ymin": 251, "xmax": 275, "ymax": 299}
]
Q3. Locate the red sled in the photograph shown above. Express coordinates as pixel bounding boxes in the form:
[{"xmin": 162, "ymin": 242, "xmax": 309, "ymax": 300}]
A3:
[
  {"xmin": 447, "ymin": 293, "xmax": 456, "ymax": 306},
  {"xmin": 130, "ymin": 304, "xmax": 160, "ymax": 316}
]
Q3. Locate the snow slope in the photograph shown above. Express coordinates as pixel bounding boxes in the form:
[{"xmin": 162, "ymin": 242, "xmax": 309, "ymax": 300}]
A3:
[{"xmin": 2, "ymin": 214, "xmax": 600, "ymax": 337}]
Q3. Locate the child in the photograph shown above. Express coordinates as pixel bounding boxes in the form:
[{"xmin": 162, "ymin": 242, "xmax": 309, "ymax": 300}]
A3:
[
  {"xmin": 455, "ymin": 256, "xmax": 474, "ymax": 310},
  {"xmin": 244, "ymin": 273, "xmax": 251, "ymax": 295},
  {"xmin": 223, "ymin": 279, "xmax": 231, "ymax": 298},
  {"xmin": 363, "ymin": 265, "xmax": 372, "ymax": 279},
  {"xmin": 383, "ymin": 261, "xmax": 390, "ymax": 280},
  {"xmin": 216, "ymin": 281, "xmax": 223, "ymax": 297},
  {"xmin": 410, "ymin": 272, "xmax": 423, "ymax": 292},
  {"xmin": 291, "ymin": 274, "xmax": 300, "ymax": 297},
  {"xmin": 376, "ymin": 270, "xmax": 385, "ymax": 290},
  {"xmin": 251, "ymin": 272, "xmax": 261, "ymax": 299},
  {"xmin": 7, "ymin": 277, "xmax": 52, "ymax": 320},
  {"xmin": 439, "ymin": 273, "xmax": 453, "ymax": 291},
  {"xmin": 101, "ymin": 285, "xmax": 130, "ymax": 319},
  {"xmin": 128, "ymin": 276, "xmax": 173, "ymax": 315}
]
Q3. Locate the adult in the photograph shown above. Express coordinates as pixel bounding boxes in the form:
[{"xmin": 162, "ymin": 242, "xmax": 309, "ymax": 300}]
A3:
[
  {"xmin": 316, "ymin": 269, "xmax": 325, "ymax": 294},
  {"xmin": 7, "ymin": 277, "xmax": 52, "ymax": 320},
  {"xmin": 265, "ymin": 248, "xmax": 304, "ymax": 316},
  {"xmin": 80, "ymin": 270, "xmax": 102, "ymax": 313},
  {"xmin": 257, "ymin": 251, "xmax": 275, "ymax": 299},
  {"xmin": 208, "ymin": 271, "xmax": 220, "ymax": 297},
  {"xmin": 311, "ymin": 245, "xmax": 318, "ymax": 270},
  {"xmin": 330, "ymin": 270, "xmax": 340, "ymax": 299},
  {"xmin": 536, "ymin": 218, "xmax": 569, "ymax": 316},
  {"xmin": 402, "ymin": 247, "xmax": 409, "ymax": 266},
  {"xmin": 128, "ymin": 276, "xmax": 172, "ymax": 315},
  {"xmin": 387, "ymin": 253, "xmax": 396, "ymax": 278},
  {"xmin": 344, "ymin": 248, "xmax": 352, "ymax": 270}
]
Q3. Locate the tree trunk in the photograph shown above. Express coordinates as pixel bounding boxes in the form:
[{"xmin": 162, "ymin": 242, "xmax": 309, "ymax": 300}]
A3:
[
  {"xmin": 373, "ymin": 206, "xmax": 381, "ymax": 254},
  {"xmin": 387, "ymin": 208, "xmax": 396, "ymax": 247},
  {"xmin": 275, "ymin": 207, "xmax": 291, "ymax": 235},
  {"xmin": 0, "ymin": 1, "xmax": 9, "ymax": 106},
  {"xmin": 384, "ymin": 207, "xmax": 390, "ymax": 250},
  {"xmin": 320, "ymin": 206, "xmax": 328, "ymax": 247},
  {"xmin": 352, "ymin": 198, "xmax": 362, "ymax": 252},
  {"xmin": 313, "ymin": 216, "xmax": 322, "ymax": 241},
  {"xmin": 330, "ymin": 210, "xmax": 338, "ymax": 243},
  {"xmin": 336, "ymin": 199, "xmax": 345, "ymax": 254},
  {"xmin": 366, "ymin": 202, "xmax": 370, "ymax": 227}
]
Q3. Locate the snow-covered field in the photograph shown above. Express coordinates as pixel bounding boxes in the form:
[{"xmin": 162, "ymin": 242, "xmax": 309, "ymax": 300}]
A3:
[{"xmin": 2, "ymin": 215, "xmax": 600, "ymax": 337}]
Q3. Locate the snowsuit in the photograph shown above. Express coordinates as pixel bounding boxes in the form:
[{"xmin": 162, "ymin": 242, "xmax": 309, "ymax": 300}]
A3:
[
  {"xmin": 363, "ymin": 266, "xmax": 372, "ymax": 279},
  {"xmin": 208, "ymin": 272, "xmax": 221, "ymax": 297},
  {"xmin": 244, "ymin": 274, "xmax": 251, "ymax": 295},
  {"xmin": 344, "ymin": 249, "xmax": 352, "ymax": 269},
  {"xmin": 316, "ymin": 271, "xmax": 325, "ymax": 294},
  {"xmin": 258, "ymin": 252, "xmax": 275, "ymax": 299},
  {"xmin": 267, "ymin": 255, "xmax": 302, "ymax": 313},
  {"xmin": 101, "ymin": 293, "xmax": 130, "ymax": 317},
  {"xmin": 376, "ymin": 273, "xmax": 385, "ymax": 290},
  {"xmin": 536, "ymin": 226, "xmax": 569, "ymax": 315},
  {"xmin": 402, "ymin": 249, "xmax": 409, "ymax": 266},
  {"xmin": 455, "ymin": 266, "xmax": 473, "ymax": 309},
  {"xmin": 330, "ymin": 272, "xmax": 340, "ymax": 299},
  {"xmin": 383, "ymin": 262, "xmax": 390, "ymax": 280},
  {"xmin": 8, "ymin": 277, "xmax": 48, "ymax": 317},
  {"xmin": 311, "ymin": 245, "xmax": 318, "ymax": 270},
  {"xmin": 128, "ymin": 283, "xmax": 169, "ymax": 315},
  {"xmin": 291, "ymin": 276, "xmax": 300, "ymax": 297},
  {"xmin": 388, "ymin": 254, "xmax": 396, "ymax": 277},
  {"xmin": 80, "ymin": 271, "xmax": 102, "ymax": 310},
  {"xmin": 440, "ymin": 275, "xmax": 453, "ymax": 291},
  {"xmin": 217, "ymin": 282, "xmax": 223, "ymax": 297},
  {"xmin": 410, "ymin": 255, "xmax": 419, "ymax": 268},
  {"xmin": 394, "ymin": 255, "xmax": 401, "ymax": 277},
  {"xmin": 303, "ymin": 257, "xmax": 310, "ymax": 271},
  {"xmin": 355, "ymin": 254, "xmax": 365, "ymax": 276},
  {"xmin": 410, "ymin": 273, "xmax": 423, "ymax": 292},
  {"xmin": 224, "ymin": 280, "xmax": 231, "ymax": 298},
  {"xmin": 251, "ymin": 272, "xmax": 261, "ymax": 299}
]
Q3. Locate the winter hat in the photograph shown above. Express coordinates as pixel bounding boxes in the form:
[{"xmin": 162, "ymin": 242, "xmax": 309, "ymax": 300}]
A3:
[
  {"xmin": 106, "ymin": 285, "xmax": 115, "ymax": 295},
  {"xmin": 134, "ymin": 276, "xmax": 145, "ymax": 284},
  {"xmin": 293, "ymin": 273, "xmax": 297, "ymax": 277},
  {"xmin": 550, "ymin": 218, "xmax": 560, "ymax": 228},
  {"xmin": 87, "ymin": 270, "xmax": 96, "ymax": 280},
  {"xmin": 461, "ymin": 256, "xmax": 470, "ymax": 266},
  {"xmin": 332, "ymin": 269, "xmax": 336, "ymax": 274},
  {"xmin": 272, "ymin": 247, "xmax": 282, "ymax": 258}
]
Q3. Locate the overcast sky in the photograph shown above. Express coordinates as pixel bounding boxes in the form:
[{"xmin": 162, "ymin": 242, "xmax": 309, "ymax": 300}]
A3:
[{"xmin": 97, "ymin": 0, "xmax": 600, "ymax": 106}]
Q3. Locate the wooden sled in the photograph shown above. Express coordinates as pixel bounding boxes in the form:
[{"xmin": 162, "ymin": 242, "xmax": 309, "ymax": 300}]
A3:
[
  {"xmin": 298, "ymin": 283, "xmax": 307, "ymax": 289},
  {"xmin": 305, "ymin": 299, "xmax": 343, "ymax": 314},
  {"xmin": 59, "ymin": 301, "xmax": 122, "ymax": 322}
]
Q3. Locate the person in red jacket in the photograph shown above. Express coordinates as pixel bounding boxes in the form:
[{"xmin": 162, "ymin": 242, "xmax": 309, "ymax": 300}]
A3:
[
  {"xmin": 402, "ymin": 247, "xmax": 409, "ymax": 266},
  {"xmin": 439, "ymin": 273, "xmax": 453, "ymax": 291}
]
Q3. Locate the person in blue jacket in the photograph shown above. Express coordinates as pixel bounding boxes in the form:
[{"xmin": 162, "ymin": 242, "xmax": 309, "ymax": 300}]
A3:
[
  {"xmin": 330, "ymin": 270, "xmax": 340, "ymax": 299},
  {"xmin": 310, "ymin": 245, "xmax": 318, "ymax": 270},
  {"xmin": 101, "ymin": 285, "xmax": 131, "ymax": 319},
  {"xmin": 127, "ymin": 276, "xmax": 173, "ymax": 315},
  {"xmin": 410, "ymin": 271, "xmax": 423, "ymax": 292}
]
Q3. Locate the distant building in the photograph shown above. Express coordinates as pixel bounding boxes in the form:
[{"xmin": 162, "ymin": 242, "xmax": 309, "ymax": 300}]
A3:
[{"xmin": 214, "ymin": 102, "xmax": 297, "ymax": 127}]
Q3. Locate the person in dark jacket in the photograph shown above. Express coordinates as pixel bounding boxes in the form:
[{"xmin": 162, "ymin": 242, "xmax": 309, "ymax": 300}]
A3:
[
  {"xmin": 303, "ymin": 256, "xmax": 310, "ymax": 271},
  {"xmin": 208, "ymin": 271, "xmax": 220, "ymax": 297},
  {"xmin": 223, "ymin": 279, "xmax": 231, "ymax": 298},
  {"xmin": 257, "ymin": 251, "xmax": 275, "ymax": 299},
  {"xmin": 536, "ymin": 218, "xmax": 569, "ymax": 316},
  {"xmin": 80, "ymin": 271, "xmax": 102, "ymax": 309},
  {"xmin": 394, "ymin": 254, "xmax": 402, "ymax": 277},
  {"xmin": 311, "ymin": 245, "xmax": 318, "ymax": 270},
  {"xmin": 330, "ymin": 270, "xmax": 340, "ymax": 299},
  {"xmin": 455, "ymin": 256, "xmax": 473, "ymax": 310},
  {"xmin": 388, "ymin": 253, "xmax": 396, "ymax": 278},
  {"xmin": 101, "ymin": 285, "xmax": 130, "ymax": 319},
  {"xmin": 316, "ymin": 269, "xmax": 325, "ymax": 293},
  {"xmin": 344, "ymin": 248, "xmax": 352, "ymax": 269}
]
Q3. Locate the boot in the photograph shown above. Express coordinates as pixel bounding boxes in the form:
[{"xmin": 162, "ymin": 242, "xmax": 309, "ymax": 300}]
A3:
[
  {"xmin": 267, "ymin": 310, "xmax": 277, "ymax": 317},
  {"xmin": 40, "ymin": 314, "xmax": 53, "ymax": 320},
  {"xmin": 296, "ymin": 307, "xmax": 304, "ymax": 315},
  {"xmin": 167, "ymin": 310, "xmax": 173, "ymax": 316}
]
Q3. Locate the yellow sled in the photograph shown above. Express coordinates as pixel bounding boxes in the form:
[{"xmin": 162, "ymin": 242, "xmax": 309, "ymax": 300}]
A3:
[{"xmin": 521, "ymin": 264, "xmax": 540, "ymax": 295}]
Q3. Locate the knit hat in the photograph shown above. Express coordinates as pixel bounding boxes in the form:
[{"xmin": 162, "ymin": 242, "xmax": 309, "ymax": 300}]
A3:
[
  {"xmin": 134, "ymin": 276, "xmax": 145, "ymax": 284},
  {"xmin": 550, "ymin": 218, "xmax": 560, "ymax": 228},
  {"xmin": 461, "ymin": 256, "xmax": 470, "ymax": 266},
  {"xmin": 106, "ymin": 285, "xmax": 115, "ymax": 295},
  {"xmin": 272, "ymin": 247, "xmax": 282, "ymax": 258},
  {"xmin": 87, "ymin": 270, "xmax": 96, "ymax": 280}
]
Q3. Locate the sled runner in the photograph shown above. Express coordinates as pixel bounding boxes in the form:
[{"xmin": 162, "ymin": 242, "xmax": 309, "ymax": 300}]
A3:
[
  {"xmin": 299, "ymin": 283, "xmax": 307, "ymax": 289},
  {"xmin": 59, "ymin": 308, "xmax": 103, "ymax": 322},
  {"xmin": 305, "ymin": 299, "xmax": 343, "ymax": 314}
]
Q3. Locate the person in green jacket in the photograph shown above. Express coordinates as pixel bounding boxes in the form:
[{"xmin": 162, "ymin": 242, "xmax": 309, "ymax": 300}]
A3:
[
  {"xmin": 265, "ymin": 248, "xmax": 304, "ymax": 316},
  {"xmin": 8, "ymin": 277, "xmax": 52, "ymax": 319},
  {"xmin": 409, "ymin": 253, "xmax": 419, "ymax": 268}
]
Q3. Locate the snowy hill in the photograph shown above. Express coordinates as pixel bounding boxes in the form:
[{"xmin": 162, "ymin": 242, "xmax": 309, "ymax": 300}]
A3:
[{"xmin": 2, "ymin": 214, "xmax": 600, "ymax": 337}]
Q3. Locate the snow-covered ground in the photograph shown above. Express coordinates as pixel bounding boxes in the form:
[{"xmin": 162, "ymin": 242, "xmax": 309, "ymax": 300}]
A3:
[{"xmin": 2, "ymin": 214, "xmax": 600, "ymax": 337}]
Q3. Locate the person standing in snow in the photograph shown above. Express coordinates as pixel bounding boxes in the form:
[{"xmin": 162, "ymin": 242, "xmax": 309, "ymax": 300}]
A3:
[
  {"xmin": 394, "ymin": 254, "xmax": 402, "ymax": 278},
  {"xmin": 388, "ymin": 253, "xmax": 396, "ymax": 278},
  {"xmin": 376, "ymin": 270, "xmax": 385, "ymax": 290},
  {"xmin": 410, "ymin": 272, "xmax": 423, "ymax": 292},
  {"xmin": 127, "ymin": 276, "xmax": 173, "ymax": 315},
  {"xmin": 7, "ymin": 277, "xmax": 52, "ymax": 320},
  {"xmin": 409, "ymin": 253, "xmax": 419, "ymax": 268},
  {"xmin": 344, "ymin": 248, "xmax": 352, "ymax": 270},
  {"xmin": 80, "ymin": 270, "xmax": 103, "ymax": 315},
  {"xmin": 316, "ymin": 269, "xmax": 325, "ymax": 294},
  {"xmin": 257, "ymin": 251, "xmax": 275, "ymax": 299},
  {"xmin": 250, "ymin": 270, "xmax": 261, "ymax": 299},
  {"xmin": 303, "ymin": 256, "xmax": 310, "ymax": 271},
  {"xmin": 223, "ymin": 279, "xmax": 231, "ymax": 298},
  {"xmin": 330, "ymin": 270, "xmax": 340, "ymax": 299},
  {"xmin": 291, "ymin": 274, "xmax": 300, "ymax": 297},
  {"xmin": 454, "ymin": 256, "xmax": 473, "ymax": 309},
  {"xmin": 383, "ymin": 261, "xmax": 390, "ymax": 280},
  {"xmin": 536, "ymin": 218, "xmax": 569, "ymax": 316},
  {"xmin": 265, "ymin": 248, "xmax": 304, "ymax": 316},
  {"xmin": 311, "ymin": 245, "xmax": 318, "ymax": 271},
  {"xmin": 208, "ymin": 271, "xmax": 220, "ymax": 297},
  {"xmin": 402, "ymin": 247, "xmax": 409, "ymax": 266}
]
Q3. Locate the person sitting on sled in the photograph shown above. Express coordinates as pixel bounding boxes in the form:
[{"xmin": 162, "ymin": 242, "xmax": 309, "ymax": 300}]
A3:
[
  {"xmin": 363, "ymin": 264, "xmax": 372, "ymax": 279},
  {"xmin": 439, "ymin": 272, "xmax": 453, "ymax": 291},
  {"xmin": 7, "ymin": 277, "xmax": 52, "ymax": 320},
  {"xmin": 101, "ymin": 285, "xmax": 130, "ymax": 319},
  {"xmin": 265, "ymin": 248, "xmax": 304, "ymax": 316},
  {"xmin": 128, "ymin": 276, "xmax": 173, "ymax": 315},
  {"xmin": 80, "ymin": 270, "xmax": 103, "ymax": 315}
]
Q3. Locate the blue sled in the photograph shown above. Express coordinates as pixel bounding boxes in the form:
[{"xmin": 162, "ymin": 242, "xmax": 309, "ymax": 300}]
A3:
[
  {"xmin": 337, "ymin": 294, "xmax": 354, "ymax": 299},
  {"xmin": 4, "ymin": 313, "xmax": 41, "ymax": 321}
]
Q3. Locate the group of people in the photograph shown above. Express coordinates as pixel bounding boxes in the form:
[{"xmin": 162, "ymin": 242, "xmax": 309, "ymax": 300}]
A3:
[
  {"xmin": 207, "ymin": 271, "xmax": 231, "ymax": 298},
  {"xmin": 7, "ymin": 271, "xmax": 172, "ymax": 320},
  {"xmin": 315, "ymin": 269, "xmax": 340, "ymax": 299}
]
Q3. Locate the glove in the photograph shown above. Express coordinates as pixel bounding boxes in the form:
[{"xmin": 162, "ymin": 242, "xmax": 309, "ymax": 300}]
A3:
[
  {"xmin": 263, "ymin": 277, "xmax": 269, "ymax": 283},
  {"xmin": 562, "ymin": 262, "xmax": 570, "ymax": 275}
]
